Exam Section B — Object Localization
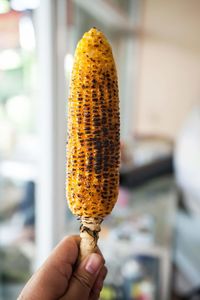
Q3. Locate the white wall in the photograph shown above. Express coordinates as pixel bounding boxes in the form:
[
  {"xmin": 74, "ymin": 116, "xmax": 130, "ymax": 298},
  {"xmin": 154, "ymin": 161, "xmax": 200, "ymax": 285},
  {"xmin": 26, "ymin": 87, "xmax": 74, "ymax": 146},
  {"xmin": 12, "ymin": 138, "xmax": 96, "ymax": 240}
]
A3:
[{"xmin": 136, "ymin": 0, "xmax": 200, "ymax": 139}]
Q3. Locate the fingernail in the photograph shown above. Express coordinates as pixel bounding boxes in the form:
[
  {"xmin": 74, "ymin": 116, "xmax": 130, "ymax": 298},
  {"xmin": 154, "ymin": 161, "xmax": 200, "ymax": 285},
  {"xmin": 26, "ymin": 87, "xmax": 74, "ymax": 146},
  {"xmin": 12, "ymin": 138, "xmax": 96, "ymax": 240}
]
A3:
[{"xmin": 85, "ymin": 253, "xmax": 102, "ymax": 274}]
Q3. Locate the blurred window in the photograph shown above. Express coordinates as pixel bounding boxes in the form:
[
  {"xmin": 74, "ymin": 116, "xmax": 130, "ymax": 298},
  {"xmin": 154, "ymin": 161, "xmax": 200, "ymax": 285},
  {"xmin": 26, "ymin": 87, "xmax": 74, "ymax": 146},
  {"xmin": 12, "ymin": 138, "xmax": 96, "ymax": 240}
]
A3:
[{"xmin": 0, "ymin": 2, "xmax": 38, "ymax": 299}]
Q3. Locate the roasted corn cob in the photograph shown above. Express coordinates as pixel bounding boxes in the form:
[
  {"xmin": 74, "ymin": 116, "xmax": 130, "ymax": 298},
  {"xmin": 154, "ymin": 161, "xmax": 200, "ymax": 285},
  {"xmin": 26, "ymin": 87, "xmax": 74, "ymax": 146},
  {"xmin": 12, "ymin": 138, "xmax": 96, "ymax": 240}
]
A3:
[{"xmin": 66, "ymin": 28, "xmax": 120, "ymax": 259}]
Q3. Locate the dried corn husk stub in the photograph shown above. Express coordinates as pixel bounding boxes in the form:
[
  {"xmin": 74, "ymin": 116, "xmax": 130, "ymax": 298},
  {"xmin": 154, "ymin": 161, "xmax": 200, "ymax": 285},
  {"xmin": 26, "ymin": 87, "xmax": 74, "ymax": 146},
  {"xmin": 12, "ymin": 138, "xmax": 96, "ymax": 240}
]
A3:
[{"xmin": 66, "ymin": 28, "xmax": 120, "ymax": 259}]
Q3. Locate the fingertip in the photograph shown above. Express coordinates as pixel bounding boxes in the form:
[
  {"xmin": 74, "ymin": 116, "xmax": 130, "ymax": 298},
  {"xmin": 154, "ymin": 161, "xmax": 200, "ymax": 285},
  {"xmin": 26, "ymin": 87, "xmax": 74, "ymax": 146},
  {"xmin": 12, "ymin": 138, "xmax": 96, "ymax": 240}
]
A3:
[
  {"xmin": 92, "ymin": 265, "xmax": 108, "ymax": 297},
  {"xmin": 48, "ymin": 235, "xmax": 80, "ymax": 268},
  {"xmin": 58, "ymin": 235, "xmax": 81, "ymax": 256},
  {"xmin": 61, "ymin": 235, "xmax": 81, "ymax": 246}
]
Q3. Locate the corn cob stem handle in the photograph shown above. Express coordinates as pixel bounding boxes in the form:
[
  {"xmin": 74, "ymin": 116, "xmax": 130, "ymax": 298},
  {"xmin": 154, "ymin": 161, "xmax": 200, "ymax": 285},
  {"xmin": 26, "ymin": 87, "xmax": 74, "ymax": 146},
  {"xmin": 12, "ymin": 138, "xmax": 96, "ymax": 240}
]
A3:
[{"xmin": 79, "ymin": 217, "xmax": 103, "ymax": 260}]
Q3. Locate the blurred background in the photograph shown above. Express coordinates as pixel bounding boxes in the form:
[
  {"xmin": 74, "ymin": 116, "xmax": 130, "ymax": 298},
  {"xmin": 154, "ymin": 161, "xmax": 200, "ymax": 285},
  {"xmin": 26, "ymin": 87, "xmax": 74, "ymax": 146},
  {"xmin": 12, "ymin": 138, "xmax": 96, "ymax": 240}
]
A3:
[{"xmin": 0, "ymin": 0, "xmax": 200, "ymax": 299}]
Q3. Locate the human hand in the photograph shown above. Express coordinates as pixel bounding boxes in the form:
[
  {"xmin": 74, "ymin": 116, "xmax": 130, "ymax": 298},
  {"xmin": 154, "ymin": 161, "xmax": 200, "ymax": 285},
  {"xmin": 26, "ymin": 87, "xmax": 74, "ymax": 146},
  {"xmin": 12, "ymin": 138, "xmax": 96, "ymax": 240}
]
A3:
[{"xmin": 18, "ymin": 235, "xmax": 107, "ymax": 300}]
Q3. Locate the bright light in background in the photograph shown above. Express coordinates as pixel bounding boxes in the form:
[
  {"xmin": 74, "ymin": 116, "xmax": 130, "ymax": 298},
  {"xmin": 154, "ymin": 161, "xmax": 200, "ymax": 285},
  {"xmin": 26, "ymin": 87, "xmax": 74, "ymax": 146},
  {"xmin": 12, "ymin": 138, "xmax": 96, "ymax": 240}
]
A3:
[
  {"xmin": 6, "ymin": 95, "xmax": 31, "ymax": 126},
  {"xmin": 0, "ymin": 0, "xmax": 10, "ymax": 14},
  {"xmin": 64, "ymin": 53, "xmax": 74, "ymax": 75},
  {"xmin": 19, "ymin": 16, "xmax": 36, "ymax": 51},
  {"xmin": 0, "ymin": 49, "xmax": 21, "ymax": 70},
  {"xmin": 0, "ymin": 118, "xmax": 15, "ymax": 157},
  {"xmin": 11, "ymin": 0, "xmax": 40, "ymax": 11},
  {"xmin": 0, "ymin": 161, "xmax": 37, "ymax": 181}
]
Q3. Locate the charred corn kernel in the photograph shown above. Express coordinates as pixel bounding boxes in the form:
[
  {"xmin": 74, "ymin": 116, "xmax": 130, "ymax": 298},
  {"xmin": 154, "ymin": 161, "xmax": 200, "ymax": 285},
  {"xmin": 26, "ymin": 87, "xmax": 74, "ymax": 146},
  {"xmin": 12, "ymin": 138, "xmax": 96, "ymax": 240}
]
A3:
[{"xmin": 66, "ymin": 28, "xmax": 120, "ymax": 218}]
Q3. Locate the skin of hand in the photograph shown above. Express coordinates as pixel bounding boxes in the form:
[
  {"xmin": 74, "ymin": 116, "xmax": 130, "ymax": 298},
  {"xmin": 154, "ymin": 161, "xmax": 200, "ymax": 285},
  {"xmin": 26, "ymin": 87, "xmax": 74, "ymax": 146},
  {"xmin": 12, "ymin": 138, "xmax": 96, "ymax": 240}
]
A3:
[{"xmin": 18, "ymin": 235, "xmax": 107, "ymax": 300}]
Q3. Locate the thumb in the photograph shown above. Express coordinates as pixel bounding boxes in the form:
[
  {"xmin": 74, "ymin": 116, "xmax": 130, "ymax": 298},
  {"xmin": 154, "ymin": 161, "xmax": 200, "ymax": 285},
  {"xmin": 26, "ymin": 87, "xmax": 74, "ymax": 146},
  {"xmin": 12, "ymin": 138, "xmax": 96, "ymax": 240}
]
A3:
[{"xmin": 62, "ymin": 253, "xmax": 104, "ymax": 300}]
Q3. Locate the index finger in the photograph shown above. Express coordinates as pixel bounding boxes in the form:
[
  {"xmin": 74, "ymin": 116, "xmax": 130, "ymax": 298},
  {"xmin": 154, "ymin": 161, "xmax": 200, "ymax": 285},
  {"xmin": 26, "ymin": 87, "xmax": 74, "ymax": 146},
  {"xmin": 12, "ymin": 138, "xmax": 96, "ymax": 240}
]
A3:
[{"xmin": 18, "ymin": 235, "xmax": 80, "ymax": 300}]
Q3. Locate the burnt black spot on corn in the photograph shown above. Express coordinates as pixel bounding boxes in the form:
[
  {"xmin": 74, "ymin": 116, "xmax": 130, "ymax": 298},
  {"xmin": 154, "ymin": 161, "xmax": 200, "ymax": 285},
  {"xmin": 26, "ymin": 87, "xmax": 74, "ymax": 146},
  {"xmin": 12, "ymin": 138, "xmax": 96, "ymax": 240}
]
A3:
[{"xmin": 66, "ymin": 28, "xmax": 120, "ymax": 258}]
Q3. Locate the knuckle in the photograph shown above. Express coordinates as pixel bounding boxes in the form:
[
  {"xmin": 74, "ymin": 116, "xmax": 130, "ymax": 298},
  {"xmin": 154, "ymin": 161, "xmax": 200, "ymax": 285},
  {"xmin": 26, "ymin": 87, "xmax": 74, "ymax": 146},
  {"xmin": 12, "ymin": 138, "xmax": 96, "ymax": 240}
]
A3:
[{"xmin": 73, "ymin": 272, "xmax": 93, "ymax": 290}]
